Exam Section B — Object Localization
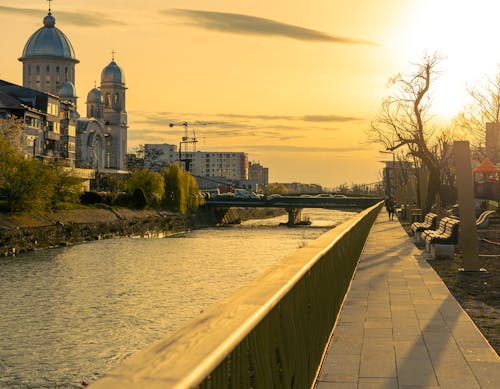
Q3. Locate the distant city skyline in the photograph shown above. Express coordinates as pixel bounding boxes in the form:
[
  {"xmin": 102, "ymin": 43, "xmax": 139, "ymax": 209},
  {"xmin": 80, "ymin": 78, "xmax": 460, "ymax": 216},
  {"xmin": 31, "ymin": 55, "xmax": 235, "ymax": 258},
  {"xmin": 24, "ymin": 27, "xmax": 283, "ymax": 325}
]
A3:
[{"xmin": 2, "ymin": 0, "xmax": 500, "ymax": 187}]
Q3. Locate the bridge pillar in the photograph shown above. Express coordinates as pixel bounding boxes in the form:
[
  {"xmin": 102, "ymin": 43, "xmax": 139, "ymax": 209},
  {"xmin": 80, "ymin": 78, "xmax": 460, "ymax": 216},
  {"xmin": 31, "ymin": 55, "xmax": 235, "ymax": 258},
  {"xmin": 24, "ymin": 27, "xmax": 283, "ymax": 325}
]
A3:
[{"xmin": 286, "ymin": 208, "xmax": 303, "ymax": 226}]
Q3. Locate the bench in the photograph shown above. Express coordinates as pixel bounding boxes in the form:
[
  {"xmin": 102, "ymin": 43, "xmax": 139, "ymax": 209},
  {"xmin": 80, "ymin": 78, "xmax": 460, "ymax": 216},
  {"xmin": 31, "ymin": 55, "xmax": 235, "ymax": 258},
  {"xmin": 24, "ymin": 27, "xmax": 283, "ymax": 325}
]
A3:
[
  {"xmin": 420, "ymin": 217, "xmax": 454, "ymax": 240},
  {"xmin": 415, "ymin": 216, "xmax": 451, "ymax": 246},
  {"xmin": 410, "ymin": 212, "xmax": 437, "ymax": 237},
  {"xmin": 424, "ymin": 218, "xmax": 460, "ymax": 258},
  {"xmin": 476, "ymin": 210, "xmax": 496, "ymax": 229}
]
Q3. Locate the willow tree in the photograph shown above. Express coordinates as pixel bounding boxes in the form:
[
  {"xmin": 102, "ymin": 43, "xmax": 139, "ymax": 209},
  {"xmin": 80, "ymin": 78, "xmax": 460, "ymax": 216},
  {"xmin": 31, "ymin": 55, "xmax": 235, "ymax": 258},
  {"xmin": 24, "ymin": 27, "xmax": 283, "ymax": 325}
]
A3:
[
  {"xmin": 368, "ymin": 53, "xmax": 445, "ymax": 213},
  {"xmin": 163, "ymin": 164, "xmax": 203, "ymax": 214},
  {"xmin": 127, "ymin": 168, "xmax": 165, "ymax": 207}
]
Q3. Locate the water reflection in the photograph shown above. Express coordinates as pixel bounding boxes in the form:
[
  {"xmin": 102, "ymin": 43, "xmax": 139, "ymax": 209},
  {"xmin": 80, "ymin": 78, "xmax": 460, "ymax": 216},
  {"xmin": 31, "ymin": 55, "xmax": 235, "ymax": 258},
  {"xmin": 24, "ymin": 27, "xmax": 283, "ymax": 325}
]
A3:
[{"xmin": 0, "ymin": 209, "xmax": 355, "ymax": 387}]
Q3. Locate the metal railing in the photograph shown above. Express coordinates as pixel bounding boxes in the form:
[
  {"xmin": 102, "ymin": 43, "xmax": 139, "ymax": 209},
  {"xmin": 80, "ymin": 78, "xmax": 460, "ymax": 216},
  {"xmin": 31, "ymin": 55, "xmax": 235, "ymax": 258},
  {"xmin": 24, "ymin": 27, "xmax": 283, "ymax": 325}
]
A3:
[{"xmin": 90, "ymin": 202, "xmax": 383, "ymax": 389}]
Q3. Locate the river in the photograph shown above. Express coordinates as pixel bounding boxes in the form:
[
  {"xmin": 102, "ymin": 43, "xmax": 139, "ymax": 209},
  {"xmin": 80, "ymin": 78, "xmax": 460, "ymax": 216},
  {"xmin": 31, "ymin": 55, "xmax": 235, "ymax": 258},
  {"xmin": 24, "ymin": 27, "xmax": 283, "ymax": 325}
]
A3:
[{"xmin": 0, "ymin": 209, "xmax": 356, "ymax": 388}]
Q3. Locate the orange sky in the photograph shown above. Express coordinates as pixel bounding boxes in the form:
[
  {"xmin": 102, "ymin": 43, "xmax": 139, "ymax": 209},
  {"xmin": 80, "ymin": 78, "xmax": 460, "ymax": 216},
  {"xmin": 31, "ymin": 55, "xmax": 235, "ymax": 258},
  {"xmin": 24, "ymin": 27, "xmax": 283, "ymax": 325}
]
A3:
[{"xmin": 2, "ymin": 0, "xmax": 500, "ymax": 188}]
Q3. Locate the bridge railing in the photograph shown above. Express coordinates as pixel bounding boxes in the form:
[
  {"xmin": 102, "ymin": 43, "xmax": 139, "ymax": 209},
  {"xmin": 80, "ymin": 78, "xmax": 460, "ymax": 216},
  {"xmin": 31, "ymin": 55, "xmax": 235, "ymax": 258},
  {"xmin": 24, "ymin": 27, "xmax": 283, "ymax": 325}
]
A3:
[{"xmin": 90, "ymin": 202, "xmax": 383, "ymax": 389}]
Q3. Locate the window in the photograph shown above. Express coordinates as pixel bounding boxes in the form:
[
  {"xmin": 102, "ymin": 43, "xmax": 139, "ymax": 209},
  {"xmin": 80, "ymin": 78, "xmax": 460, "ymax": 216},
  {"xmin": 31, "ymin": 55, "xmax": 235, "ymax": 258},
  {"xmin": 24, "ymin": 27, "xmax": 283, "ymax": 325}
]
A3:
[
  {"xmin": 105, "ymin": 93, "xmax": 111, "ymax": 107},
  {"xmin": 114, "ymin": 93, "xmax": 119, "ymax": 106}
]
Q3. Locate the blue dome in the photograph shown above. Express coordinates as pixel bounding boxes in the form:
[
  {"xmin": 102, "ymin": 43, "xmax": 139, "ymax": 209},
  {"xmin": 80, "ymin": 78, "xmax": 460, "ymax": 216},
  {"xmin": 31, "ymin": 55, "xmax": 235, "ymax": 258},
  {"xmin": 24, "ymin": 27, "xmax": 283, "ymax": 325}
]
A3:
[
  {"xmin": 58, "ymin": 81, "xmax": 76, "ymax": 98},
  {"xmin": 101, "ymin": 60, "xmax": 125, "ymax": 84},
  {"xmin": 87, "ymin": 87, "xmax": 102, "ymax": 103},
  {"xmin": 20, "ymin": 12, "xmax": 78, "ymax": 61}
]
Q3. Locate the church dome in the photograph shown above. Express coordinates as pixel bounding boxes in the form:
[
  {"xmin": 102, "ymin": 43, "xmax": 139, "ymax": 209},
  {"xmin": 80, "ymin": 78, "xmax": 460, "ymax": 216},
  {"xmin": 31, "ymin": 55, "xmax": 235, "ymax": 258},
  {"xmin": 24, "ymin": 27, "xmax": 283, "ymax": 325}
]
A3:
[
  {"xmin": 87, "ymin": 87, "xmax": 103, "ymax": 103},
  {"xmin": 101, "ymin": 60, "xmax": 125, "ymax": 84},
  {"xmin": 20, "ymin": 12, "xmax": 78, "ymax": 61},
  {"xmin": 58, "ymin": 80, "xmax": 76, "ymax": 98}
]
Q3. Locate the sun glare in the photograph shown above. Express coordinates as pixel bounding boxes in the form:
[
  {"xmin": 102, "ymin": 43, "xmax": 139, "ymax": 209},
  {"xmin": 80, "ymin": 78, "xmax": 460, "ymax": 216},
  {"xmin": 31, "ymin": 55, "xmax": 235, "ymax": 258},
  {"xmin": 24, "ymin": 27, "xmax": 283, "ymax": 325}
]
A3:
[{"xmin": 401, "ymin": 0, "xmax": 500, "ymax": 119}]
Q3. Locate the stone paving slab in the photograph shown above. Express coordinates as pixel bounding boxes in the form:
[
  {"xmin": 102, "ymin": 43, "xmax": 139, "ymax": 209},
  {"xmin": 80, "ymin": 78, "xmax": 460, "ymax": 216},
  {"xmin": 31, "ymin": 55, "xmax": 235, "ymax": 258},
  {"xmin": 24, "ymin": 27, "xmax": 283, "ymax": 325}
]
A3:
[{"xmin": 315, "ymin": 210, "xmax": 500, "ymax": 389}]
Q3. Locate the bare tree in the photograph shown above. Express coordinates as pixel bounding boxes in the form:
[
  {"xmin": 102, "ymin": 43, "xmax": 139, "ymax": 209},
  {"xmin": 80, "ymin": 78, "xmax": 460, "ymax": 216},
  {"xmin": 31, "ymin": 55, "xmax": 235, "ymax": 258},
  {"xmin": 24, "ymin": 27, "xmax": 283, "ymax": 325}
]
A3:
[
  {"xmin": 456, "ymin": 66, "xmax": 500, "ymax": 161},
  {"xmin": 368, "ymin": 52, "xmax": 446, "ymax": 213}
]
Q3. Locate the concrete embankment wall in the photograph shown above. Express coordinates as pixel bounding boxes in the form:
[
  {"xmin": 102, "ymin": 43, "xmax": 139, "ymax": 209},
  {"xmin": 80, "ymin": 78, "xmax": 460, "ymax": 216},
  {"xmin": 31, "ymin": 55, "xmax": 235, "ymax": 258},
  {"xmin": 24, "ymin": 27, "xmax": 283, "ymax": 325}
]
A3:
[{"xmin": 0, "ymin": 207, "xmax": 285, "ymax": 256}]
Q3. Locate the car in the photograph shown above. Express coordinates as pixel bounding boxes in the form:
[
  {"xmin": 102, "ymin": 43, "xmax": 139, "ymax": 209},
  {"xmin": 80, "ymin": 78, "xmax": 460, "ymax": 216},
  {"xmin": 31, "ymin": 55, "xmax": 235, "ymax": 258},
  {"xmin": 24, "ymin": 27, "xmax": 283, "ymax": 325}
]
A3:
[
  {"xmin": 266, "ymin": 194, "xmax": 282, "ymax": 200},
  {"xmin": 316, "ymin": 193, "xmax": 333, "ymax": 198},
  {"xmin": 332, "ymin": 194, "xmax": 348, "ymax": 198}
]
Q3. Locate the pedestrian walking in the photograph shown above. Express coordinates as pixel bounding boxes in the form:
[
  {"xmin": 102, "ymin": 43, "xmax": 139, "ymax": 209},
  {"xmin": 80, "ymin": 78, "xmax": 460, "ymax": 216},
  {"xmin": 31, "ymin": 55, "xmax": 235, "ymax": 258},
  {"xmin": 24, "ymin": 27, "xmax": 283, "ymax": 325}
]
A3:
[{"xmin": 385, "ymin": 196, "xmax": 395, "ymax": 220}]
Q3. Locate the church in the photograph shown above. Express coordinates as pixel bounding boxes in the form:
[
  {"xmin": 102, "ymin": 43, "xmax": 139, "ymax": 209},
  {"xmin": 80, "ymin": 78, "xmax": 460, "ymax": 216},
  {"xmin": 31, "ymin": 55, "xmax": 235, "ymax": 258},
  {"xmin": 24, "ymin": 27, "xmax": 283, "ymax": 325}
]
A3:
[{"xmin": 1, "ymin": 5, "xmax": 128, "ymax": 171}]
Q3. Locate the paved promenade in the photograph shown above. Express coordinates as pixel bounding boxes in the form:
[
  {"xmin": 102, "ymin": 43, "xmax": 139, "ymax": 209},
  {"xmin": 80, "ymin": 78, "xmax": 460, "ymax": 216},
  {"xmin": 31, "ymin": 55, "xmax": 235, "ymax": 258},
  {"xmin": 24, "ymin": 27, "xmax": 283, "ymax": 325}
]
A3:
[{"xmin": 315, "ymin": 210, "xmax": 500, "ymax": 388}]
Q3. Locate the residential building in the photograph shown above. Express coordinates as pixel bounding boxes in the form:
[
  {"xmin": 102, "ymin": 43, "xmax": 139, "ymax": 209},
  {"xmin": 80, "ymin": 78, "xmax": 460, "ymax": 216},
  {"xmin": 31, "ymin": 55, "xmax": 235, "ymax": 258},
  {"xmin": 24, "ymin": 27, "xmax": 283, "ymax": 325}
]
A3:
[
  {"xmin": 180, "ymin": 151, "xmax": 248, "ymax": 180},
  {"xmin": 0, "ymin": 80, "xmax": 76, "ymax": 163},
  {"xmin": 485, "ymin": 122, "xmax": 500, "ymax": 163},
  {"xmin": 248, "ymin": 161, "xmax": 269, "ymax": 186}
]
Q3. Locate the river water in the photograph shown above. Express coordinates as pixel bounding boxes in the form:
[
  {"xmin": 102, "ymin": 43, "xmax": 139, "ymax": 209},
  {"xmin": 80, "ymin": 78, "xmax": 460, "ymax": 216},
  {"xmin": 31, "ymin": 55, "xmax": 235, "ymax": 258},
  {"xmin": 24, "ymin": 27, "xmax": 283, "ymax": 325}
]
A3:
[{"xmin": 0, "ymin": 209, "xmax": 356, "ymax": 388}]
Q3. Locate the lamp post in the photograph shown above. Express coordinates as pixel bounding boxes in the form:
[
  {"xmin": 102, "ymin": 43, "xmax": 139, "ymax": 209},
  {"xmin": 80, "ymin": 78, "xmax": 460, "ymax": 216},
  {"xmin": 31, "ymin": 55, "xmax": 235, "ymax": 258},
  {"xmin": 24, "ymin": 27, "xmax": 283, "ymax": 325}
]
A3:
[{"xmin": 379, "ymin": 150, "xmax": 395, "ymax": 197}]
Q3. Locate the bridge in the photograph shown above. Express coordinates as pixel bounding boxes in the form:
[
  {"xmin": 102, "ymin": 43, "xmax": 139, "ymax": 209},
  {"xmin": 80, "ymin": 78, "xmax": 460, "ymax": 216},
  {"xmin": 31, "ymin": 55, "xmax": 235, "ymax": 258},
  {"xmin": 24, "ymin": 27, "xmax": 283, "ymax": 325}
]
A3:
[
  {"xmin": 89, "ymin": 202, "xmax": 500, "ymax": 388},
  {"xmin": 205, "ymin": 196, "xmax": 382, "ymax": 225}
]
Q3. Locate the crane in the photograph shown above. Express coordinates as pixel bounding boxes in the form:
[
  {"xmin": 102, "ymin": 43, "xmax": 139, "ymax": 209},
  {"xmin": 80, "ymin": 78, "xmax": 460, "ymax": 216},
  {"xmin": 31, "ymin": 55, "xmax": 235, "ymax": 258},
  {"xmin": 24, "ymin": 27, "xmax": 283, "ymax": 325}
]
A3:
[{"xmin": 169, "ymin": 121, "xmax": 215, "ymax": 172}]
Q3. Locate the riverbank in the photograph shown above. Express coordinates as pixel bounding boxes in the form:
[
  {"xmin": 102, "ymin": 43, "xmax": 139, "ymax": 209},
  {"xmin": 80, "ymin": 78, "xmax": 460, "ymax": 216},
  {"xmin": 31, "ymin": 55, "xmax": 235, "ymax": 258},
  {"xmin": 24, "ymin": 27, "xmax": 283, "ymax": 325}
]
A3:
[{"xmin": 0, "ymin": 206, "xmax": 286, "ymax": 256}]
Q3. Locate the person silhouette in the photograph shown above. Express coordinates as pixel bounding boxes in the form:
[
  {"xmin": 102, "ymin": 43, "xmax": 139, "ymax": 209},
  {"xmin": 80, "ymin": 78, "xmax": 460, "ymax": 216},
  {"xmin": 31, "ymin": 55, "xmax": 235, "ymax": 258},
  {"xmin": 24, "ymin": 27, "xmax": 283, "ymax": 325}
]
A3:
[{"xmin": 385, "ymin": 196, "xmax": 395, "ymax": 220}]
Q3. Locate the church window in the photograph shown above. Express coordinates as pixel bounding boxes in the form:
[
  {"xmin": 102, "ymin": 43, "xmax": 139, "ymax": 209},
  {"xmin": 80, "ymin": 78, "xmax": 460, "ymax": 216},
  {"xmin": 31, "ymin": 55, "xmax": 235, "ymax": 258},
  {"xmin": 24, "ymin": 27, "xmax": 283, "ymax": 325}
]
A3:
[
  {"xmin": 114, "ymin": 93, "xmax": 119, "ymax": 106},
  {"xmin": 65, "ymin": 67, "xmax": 68, "ymax": 80},
  {"xmin": 56, "ymin": 66, "xmax": 60, "ymax": 82},
  {"xmin": 28, "ymin": 66, "xmax": 31, "ymax": 75},
  {"xmin": 46, "ymin": 65, "xmax": 50, "ymax": 73},
  {"xmin": 36, "ymin": 66, "xmax": 40, "ymax": 74},
  {"xmin": 105, "ymin": 93, "xmax": 111, "ymax": 107},
  {"xmin": 90, "ymin": 106, "xmax": 94, "ymax": 117}
]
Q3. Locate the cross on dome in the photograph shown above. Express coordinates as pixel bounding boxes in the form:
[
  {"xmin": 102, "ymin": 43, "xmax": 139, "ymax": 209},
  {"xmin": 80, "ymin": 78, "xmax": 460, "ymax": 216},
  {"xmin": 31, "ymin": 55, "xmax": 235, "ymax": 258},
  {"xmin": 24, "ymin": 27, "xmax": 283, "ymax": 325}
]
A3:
[{"xmin": 47, "ymin": 0, "xmax": 53, "ymax": 14}]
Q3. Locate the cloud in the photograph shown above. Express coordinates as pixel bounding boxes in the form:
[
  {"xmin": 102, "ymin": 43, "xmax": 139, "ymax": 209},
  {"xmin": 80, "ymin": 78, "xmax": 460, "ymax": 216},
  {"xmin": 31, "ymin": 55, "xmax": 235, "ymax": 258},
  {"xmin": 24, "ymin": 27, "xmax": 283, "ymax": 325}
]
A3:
[
  {"xmin": 0, "ymin": 6, "xmax": 124, "ymax": 27},
  {"xmin": 230, "ymin": 144, "xmax": 369, "ymax": 153},
  {"xmin": 303, "ymin": 115, "xmax": 360, "ymax": 122},
  {"xmin": 128, "ymin": 111, "xmax": 355, "ymax": 146},
  {"xmin": 163, "ymin": 9, "xmax": 379, "ymax": 45},
  {"xmin": 217, "ymin": 113, "xmax": 363, "ymax": 122},
  {"xmin": 131, "ymin": 110, "xmax": 363, "ymax": 125}
]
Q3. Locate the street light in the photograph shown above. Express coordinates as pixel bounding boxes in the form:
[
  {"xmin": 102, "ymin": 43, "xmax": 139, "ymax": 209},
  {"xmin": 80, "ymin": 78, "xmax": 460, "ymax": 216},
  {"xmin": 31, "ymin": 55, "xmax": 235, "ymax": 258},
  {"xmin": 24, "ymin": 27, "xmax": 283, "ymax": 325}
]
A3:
[{"xmin": 379, "ymin": 150, "xmax": 395, "ymax": 197}]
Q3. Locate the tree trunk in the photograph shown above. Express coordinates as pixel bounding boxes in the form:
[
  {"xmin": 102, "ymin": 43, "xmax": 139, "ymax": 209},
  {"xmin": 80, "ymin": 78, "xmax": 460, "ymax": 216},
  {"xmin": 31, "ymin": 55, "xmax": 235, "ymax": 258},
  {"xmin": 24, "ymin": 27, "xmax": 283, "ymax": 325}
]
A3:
[{"xmin": 423, "ymin": 167, "xmax": 441, "ymax": 214}]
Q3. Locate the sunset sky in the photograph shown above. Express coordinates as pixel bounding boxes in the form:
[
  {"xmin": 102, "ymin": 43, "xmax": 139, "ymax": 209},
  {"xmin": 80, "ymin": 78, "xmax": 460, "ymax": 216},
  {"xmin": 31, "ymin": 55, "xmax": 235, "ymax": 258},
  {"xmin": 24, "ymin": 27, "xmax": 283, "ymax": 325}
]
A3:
[{"xmin": 2, "ymin": 0, "xmax": 500, "ymax": 188}]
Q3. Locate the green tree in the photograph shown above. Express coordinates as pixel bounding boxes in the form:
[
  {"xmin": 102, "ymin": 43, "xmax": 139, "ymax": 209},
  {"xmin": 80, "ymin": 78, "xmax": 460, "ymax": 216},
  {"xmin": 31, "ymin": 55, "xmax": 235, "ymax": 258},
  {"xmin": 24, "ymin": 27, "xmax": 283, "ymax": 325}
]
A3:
[
  {"xmin": 163, "ymin": 164, "xmax": 203, "ymax": 214},
  {"xmin": 126, "ymin": 169, "xmax": 165, "ymax": 207},
  {"xmin": 264, "ymin": 183, "xmax": 288, "ymax": 195},
  {"xmin": 51, "ymin": 163, "xmax": 85, "ymax": 209},
  {"xmin": 0, "ymin": 117, "xmax": 25, "ymax": 154},
  {"xmin": 1, "ymin": 156, "xmax": 58, "ymax": 212}
]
